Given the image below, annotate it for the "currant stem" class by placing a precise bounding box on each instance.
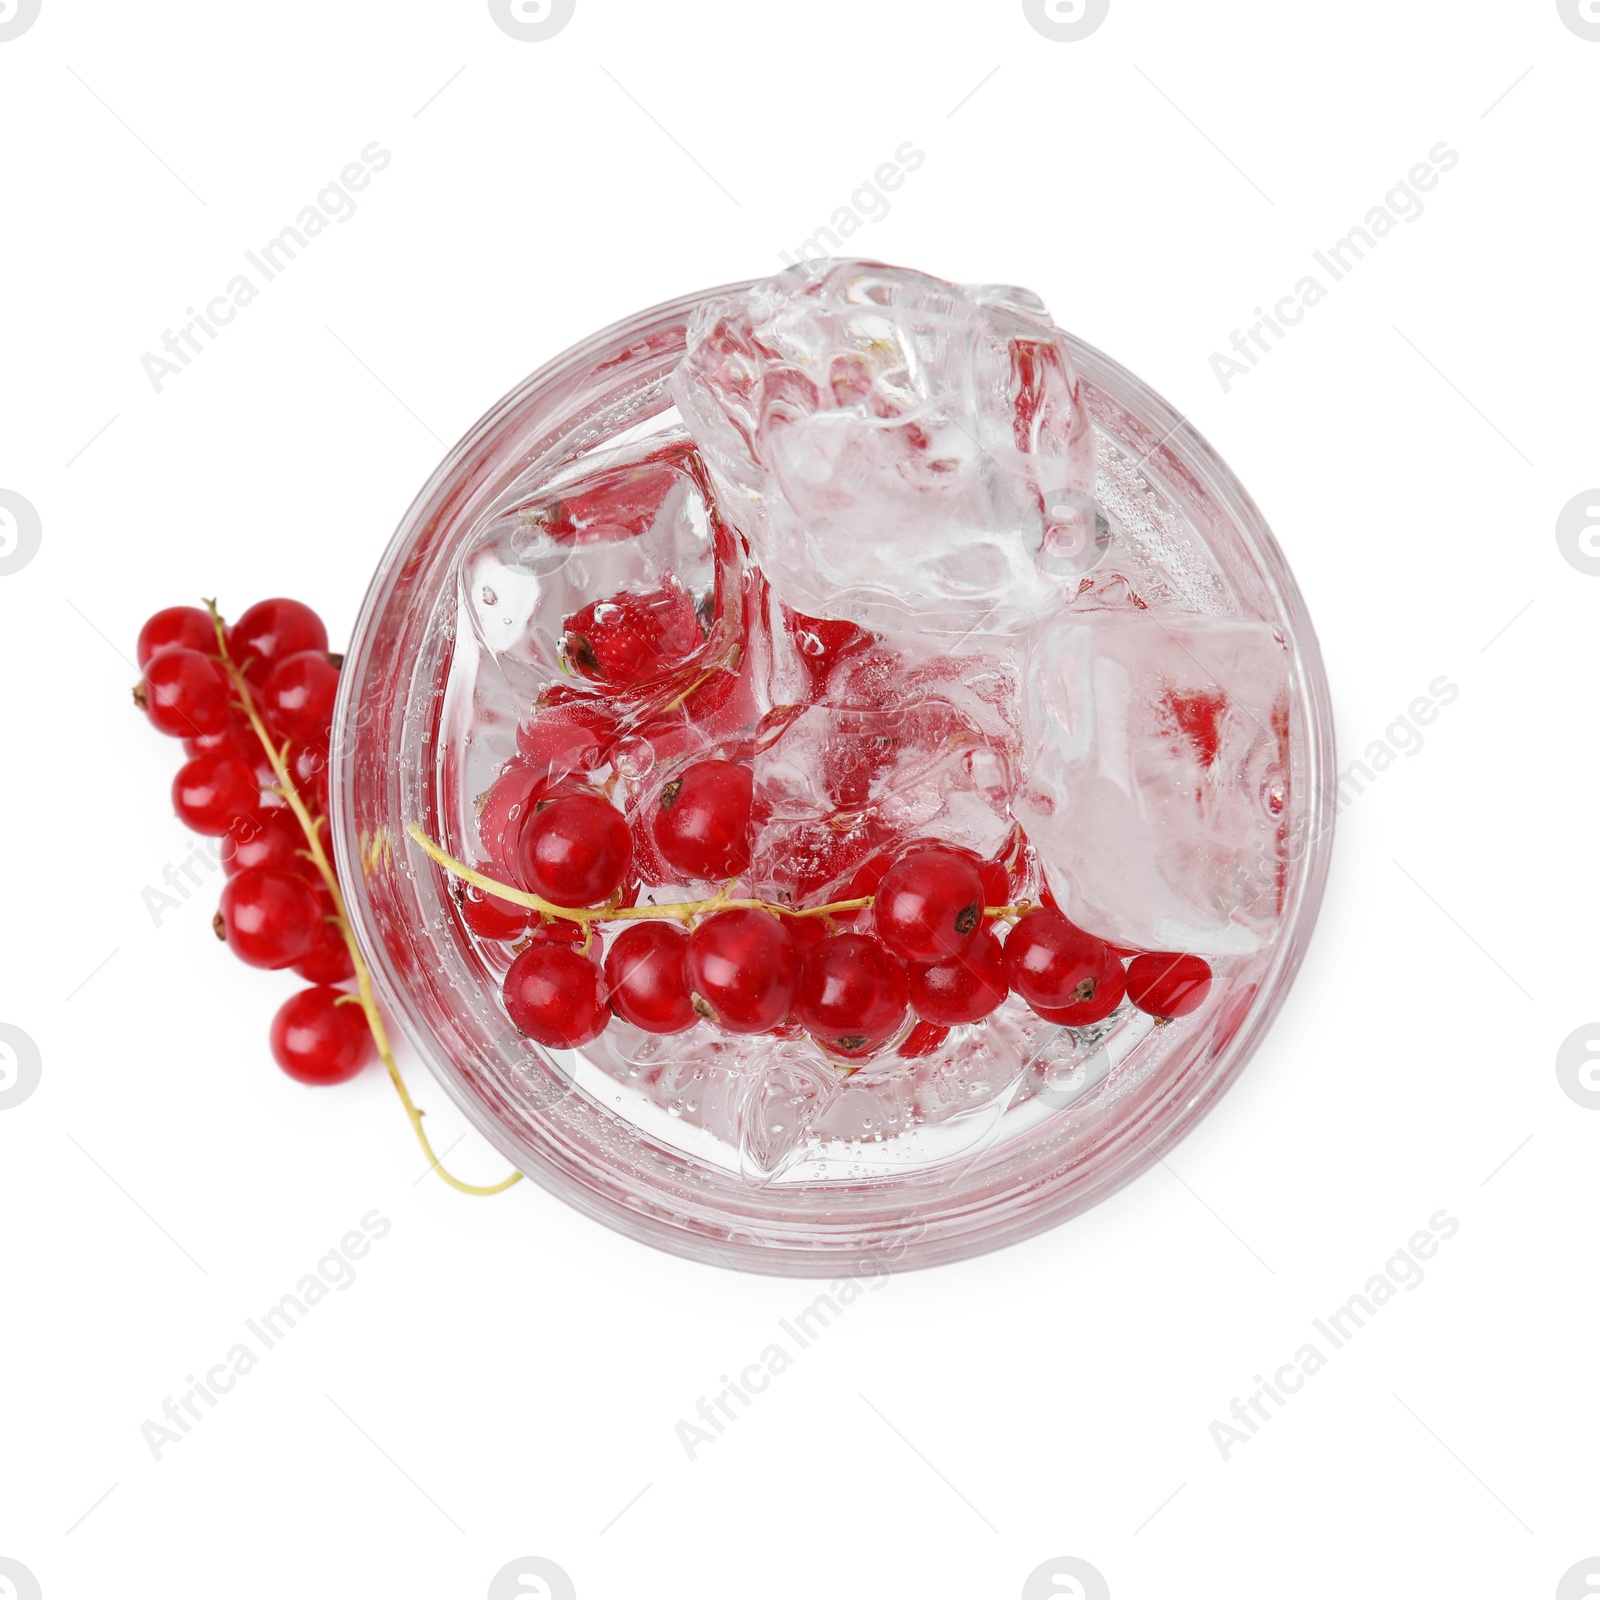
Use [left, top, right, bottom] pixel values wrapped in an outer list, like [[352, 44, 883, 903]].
[[405, 821, 1033, 929], [204, 601, 522, 1199]]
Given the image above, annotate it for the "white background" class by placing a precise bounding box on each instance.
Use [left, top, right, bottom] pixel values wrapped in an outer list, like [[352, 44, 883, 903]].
[[2, 2, 1596, 1596]]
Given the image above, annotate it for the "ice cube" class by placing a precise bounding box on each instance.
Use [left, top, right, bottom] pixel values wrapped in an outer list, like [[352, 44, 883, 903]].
[[671, 259, 1098, 636], [457, 440, 730, 700], [1014, 613, 1291, 955]]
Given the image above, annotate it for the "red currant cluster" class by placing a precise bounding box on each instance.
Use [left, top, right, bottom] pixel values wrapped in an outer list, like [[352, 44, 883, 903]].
[[134, 598, 375, 1087], [430, 738, 1214, 1057]]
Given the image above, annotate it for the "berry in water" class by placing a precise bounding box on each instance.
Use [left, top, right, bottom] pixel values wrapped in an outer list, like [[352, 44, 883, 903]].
[[218, 866, 323, 969], [907, 926, 1009, 1026], [794, 932, 909, 1054], [562, 584, 702, 685], [686, 909, 800, 1034], [503, 943, 609, 1047], [140, 648, 231, 738], [517, 697, 620, 781], [1032, 951, 1126, 1026], [269, 985, 374, 1085], [171, 752, 266, 837], [897, 1018, 950, 1058], [261, 650, 340, 745], [605, 921, 696, 1033], [654, 759, 755, 881], [1126, 953, 1213, 1020], [230, 598, 328, 685], [1002, 909, 1115, 1013], [458, 862, 532, 941], [517, 792, 631, 906], [138, 605, 215, 667], [872, 846, 985, 964]]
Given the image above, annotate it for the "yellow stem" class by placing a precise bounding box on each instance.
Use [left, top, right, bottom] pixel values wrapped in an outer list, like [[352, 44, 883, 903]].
[[205, 602, 521, 1198], [405, 821, 1028, 929]]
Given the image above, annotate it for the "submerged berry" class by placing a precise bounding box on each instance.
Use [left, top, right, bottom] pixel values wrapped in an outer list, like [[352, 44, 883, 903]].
[[1126, 953, 1213, 1019], [503, 943, 609, 1048], [686, 909, 800, 1034], [605, 922, 696, 1034], [908, 926, 1008, 1026], [517, 793, 631, 906], [872, 846, 985, 964], [795, 932, 909, 1054], [654, 759, 755, 881], [562, 584, 702, 685]]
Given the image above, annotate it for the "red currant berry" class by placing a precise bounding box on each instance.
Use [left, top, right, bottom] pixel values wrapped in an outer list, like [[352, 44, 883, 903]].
[[292, 914, 355, 985], [222, 810, 316, 879], [517, 699, 619, 780], [605, 922, 696, 1033], [1002, 909, 1114, 1014], [184, 713, 267, 775], [517, 793, 631, 906], [686, 909, 800, 1034], [171, 752, 266, 837], [562, 584, 701, 685], [897, 1018, 950, 1058], [872, 846, 985, 964], [140, 648, 231, 738], [458, 862, 531, 941], [907, 925, 1009, 1026], [795, 932, 909, 1054], [1126, 953, 1213, 1020], [654, 759, 755, 881], [269, 985, 374, 1085], [285, 741, 331, 815], [218, 866, 323, 969], [261, 650, 340, 745], [230, 598, 328, 685], [527, 916, 587, 946], [503, 943, 609, 1048], [138, 605, 215, 667], [1032, 952, 1126, 1027]]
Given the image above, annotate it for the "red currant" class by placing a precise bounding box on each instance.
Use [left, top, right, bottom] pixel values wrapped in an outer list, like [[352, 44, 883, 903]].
[[292, 912, 355, 985], [140, 648, 232, 738], [562, 584, 702, 685], [897, 1018, 950, 1058], [138, 605, 215, 667], [907, 925, 1009, 1026], [230, 598, 328, 685], [1002, 909, 1115, 1015], [1126, 953, 1213, 1020], [686, 909, 800, 1034], [185, 713, 268, 775], [458, 862, 531, 941], [517, 793, 631, 906], [171, 752, 266, 837], [261, 650, 339, 745], [795, 932, 909, 1054], [517, 698, 619, 780], [605, 921, 696, 1033], [269, 985, 373, 1085], [218, 866, 323, 969], [1033, 952, 1126, 1026], [503, 943, 609, 1047], [285, 741, 331, 816], [872, 846, 985, 964], [222, 810, 316, 879], [654, 759, 755, 881]]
